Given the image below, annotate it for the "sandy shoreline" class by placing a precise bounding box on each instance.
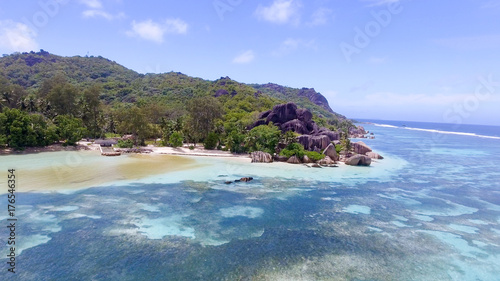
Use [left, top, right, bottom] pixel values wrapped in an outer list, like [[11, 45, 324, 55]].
[[0, 142, 251, 159]]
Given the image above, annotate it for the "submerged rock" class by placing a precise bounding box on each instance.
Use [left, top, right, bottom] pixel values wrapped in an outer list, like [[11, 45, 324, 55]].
[[250, 151, 273, 163], [345, 154, 372, 166], [239, 177, 254, 182]]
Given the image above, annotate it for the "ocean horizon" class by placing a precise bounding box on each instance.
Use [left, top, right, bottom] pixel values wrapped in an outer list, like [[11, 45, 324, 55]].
[[1, 120, 500, 280]]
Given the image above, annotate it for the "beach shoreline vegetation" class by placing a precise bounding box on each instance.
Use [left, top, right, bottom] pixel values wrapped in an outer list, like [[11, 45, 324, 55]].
[[0, 51, 381, 165]]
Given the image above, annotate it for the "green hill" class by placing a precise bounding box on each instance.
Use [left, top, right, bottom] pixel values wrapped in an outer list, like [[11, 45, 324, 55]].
[[0, 50, 354, 150]]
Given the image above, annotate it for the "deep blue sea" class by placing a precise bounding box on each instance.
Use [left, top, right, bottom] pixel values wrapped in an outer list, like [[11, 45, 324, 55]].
[[1, 120, 500, 280]]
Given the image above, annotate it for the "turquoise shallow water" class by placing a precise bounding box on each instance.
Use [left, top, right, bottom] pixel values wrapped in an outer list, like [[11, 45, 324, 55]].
[[1, 121, 500, 280]]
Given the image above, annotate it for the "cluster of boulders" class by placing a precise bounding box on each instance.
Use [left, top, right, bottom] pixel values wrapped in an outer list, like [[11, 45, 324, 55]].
[[250, 140, 383, 167], [249, 103, 383, 167], [251, 103, 340, 151]]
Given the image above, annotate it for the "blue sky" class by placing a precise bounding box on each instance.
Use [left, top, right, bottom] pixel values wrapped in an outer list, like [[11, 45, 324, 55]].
[[0, 0, 499, 125]]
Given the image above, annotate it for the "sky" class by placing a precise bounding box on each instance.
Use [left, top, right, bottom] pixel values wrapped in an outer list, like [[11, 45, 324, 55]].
[[0, 0, 499, 126]]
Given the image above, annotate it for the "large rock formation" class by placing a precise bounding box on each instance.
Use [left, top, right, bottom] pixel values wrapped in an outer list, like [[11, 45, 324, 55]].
[[250, 151, 273, 163], [287, 155, 301, 164], [253, 83, 341, 115], [349, 126, 368, 138], [318, 156, 335, 165], [323, 143, 339, 161], [366, 152, 384, 159], [345, 155, 372, 166], [297, 135, 331, 151], [252, 103, 340, 151], [302, 155, 313, 163], [352, 141, 372, 155]]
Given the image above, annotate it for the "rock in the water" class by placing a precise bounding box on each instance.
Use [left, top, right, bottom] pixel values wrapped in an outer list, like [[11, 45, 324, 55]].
[[323, 143, 339, 161], [345, 154, 372, 166], [287, 155, 301, 164], [250, 151, 273, 163], [318, 156, 334, 165], [366, 152, 384, 159], [224, 181, 233, 184], [352, 141, 372, 155], [240, 177, 254, 182], [311, 163, 322, 168], [302, 155, 313, 163]]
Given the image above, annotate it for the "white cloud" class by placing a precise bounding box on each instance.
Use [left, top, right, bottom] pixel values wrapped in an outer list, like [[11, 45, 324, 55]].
[[127, 20, 164, 43], [80, 0, 103, 9], [164, 19, 188, 34], [307, 8, 333, 27], [255, 0, 301, 25], [83, 10, 125, 20], [0, 20, 38, 53], [232, 50, 255, 64], [273, 38, 317, 56], [126, 19, 188, 43]]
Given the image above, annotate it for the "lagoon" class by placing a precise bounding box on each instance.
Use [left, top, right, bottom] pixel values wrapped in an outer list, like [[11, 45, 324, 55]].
[[1, 121, 500, 280]]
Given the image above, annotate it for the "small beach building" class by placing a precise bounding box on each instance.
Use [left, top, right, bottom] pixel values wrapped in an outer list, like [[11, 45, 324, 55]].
[[95, 139, 118, 147]]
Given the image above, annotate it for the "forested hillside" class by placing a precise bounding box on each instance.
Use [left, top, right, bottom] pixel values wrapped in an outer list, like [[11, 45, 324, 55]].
[[0, 50, 353, 151]]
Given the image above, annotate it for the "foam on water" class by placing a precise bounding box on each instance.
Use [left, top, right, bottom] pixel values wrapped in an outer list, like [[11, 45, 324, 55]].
[[404, 126, 500, 140], [52, 206, 80, 212], [138, 203, 161, 213], [64, 213, 101, 220]]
